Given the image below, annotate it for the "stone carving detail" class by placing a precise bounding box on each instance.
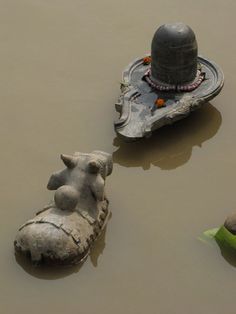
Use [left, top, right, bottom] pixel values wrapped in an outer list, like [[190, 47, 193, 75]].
[[114, 23, 224, 141], [14, 151, 113, 265]]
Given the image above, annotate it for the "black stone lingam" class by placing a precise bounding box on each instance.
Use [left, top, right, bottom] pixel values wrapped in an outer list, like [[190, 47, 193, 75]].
[[150, 23, 198, 85], [114, 22, 224, 141]]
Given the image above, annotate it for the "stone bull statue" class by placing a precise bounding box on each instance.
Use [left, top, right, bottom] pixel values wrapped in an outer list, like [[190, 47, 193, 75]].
[[14, 151, 113, 266]]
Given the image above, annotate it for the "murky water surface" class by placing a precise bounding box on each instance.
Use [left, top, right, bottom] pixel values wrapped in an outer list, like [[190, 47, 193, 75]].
[[0, 0, 235, 313]]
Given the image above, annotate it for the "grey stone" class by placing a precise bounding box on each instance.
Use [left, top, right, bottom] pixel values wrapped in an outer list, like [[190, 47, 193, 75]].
[[114, 23, 224, 141], [14, 151, 113, 266], [151, 23, 198, 85]]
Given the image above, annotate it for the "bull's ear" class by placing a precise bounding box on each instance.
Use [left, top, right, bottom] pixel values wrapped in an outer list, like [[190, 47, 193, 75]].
[[61, 154, 77, 169], [47, 172, 64, 190], [88, 159, 100, 174]]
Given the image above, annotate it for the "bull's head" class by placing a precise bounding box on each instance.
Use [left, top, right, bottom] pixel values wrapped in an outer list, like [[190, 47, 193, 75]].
[[47, 151, 113, 211]]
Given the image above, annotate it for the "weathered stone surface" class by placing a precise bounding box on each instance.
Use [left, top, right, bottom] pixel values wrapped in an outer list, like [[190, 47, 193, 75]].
[[151, 23, 198, 85], [114, 23, 224, 141], [14, 151, 113, 266]]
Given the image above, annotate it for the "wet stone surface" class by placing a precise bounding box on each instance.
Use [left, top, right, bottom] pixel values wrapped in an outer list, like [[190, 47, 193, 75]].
[[14, 151, 113, 265]]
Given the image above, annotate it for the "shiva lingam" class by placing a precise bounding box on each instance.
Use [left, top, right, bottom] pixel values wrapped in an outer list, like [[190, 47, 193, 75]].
[[114, 22, 224, 141], [14, 151, 113, 266]]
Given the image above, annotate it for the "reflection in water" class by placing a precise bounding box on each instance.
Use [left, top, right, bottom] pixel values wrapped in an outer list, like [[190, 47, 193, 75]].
[[15, 226, 108, 280], [90, 228, 107, 267], [113, 104, 222, 170]]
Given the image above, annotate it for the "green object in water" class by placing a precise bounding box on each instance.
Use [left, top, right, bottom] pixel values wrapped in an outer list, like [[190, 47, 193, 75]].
[[201, 226, 236, 249], [215, 226, 236, 250], [198, 227, 219, 245], [203, 228, 219, 239], [200, 226, 236, 265]]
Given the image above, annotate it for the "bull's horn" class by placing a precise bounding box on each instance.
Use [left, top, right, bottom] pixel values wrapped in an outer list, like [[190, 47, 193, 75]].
[[88, 160, 100, 173], [61, 154, 77, 169]]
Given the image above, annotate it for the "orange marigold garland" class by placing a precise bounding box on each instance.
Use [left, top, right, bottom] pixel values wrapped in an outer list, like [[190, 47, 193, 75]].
[[143, 56, 152, 65], [155, 98, 165, 108]]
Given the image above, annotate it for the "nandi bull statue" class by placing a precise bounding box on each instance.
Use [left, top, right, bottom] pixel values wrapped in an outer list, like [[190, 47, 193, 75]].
[[14, 151, 113, 266]]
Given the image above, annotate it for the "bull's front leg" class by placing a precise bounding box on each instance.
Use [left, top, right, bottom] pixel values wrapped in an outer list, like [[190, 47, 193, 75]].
[[90, 175, 105, 202]]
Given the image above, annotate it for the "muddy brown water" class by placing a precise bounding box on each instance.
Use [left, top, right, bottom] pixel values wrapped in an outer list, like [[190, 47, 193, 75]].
[[0, 0, 235, 313]]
